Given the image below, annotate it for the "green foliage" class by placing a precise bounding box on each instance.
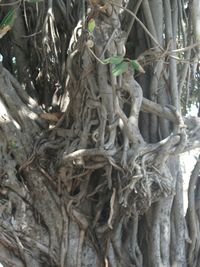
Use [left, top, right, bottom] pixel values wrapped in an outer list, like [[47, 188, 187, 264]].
[[88, 19, 96, 33], [103, 56, 124, 65], [112, 62, 128, 76], [103, 56, 145, 76], [9, 140, 17, 150], [103, 56, 127, 76], [0, 9, 15, 28], [130, 60, 145, 73], [0, 9, 16, 38]]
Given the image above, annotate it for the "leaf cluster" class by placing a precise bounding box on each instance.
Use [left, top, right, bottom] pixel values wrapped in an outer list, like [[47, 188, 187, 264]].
[[103, 56, 145, 76]]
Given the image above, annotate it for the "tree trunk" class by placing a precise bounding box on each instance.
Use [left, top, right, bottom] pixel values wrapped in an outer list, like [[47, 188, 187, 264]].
[[0, 0, 200, 266]]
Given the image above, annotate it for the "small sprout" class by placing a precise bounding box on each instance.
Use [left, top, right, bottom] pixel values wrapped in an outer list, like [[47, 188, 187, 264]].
[[130, 59, 145, 73], [88, 19, 96, 33]]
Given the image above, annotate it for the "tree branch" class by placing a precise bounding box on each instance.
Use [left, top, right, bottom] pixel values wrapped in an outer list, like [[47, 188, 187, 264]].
[[141, 97, 177, 123]]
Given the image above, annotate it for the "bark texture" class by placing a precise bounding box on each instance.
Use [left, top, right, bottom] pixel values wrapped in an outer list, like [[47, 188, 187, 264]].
[[0, 0, 200, 266]]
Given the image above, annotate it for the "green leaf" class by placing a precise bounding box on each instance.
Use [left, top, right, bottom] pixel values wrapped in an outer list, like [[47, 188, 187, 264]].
[[109, 56, 124, 65], [112, 62, 128, 76], [130, 60, 145, 73], [9, 140, 17, 150], [0, 9, 15, 28], [103, 56, 124, 65], [88, 19, 96, 33]]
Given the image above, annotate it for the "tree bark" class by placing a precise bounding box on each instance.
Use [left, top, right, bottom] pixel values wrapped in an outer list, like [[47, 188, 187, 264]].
[[0, 0, 200, 266]]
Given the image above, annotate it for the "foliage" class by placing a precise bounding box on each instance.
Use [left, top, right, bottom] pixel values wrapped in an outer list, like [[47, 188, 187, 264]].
[[0, 9, 15, 38]]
